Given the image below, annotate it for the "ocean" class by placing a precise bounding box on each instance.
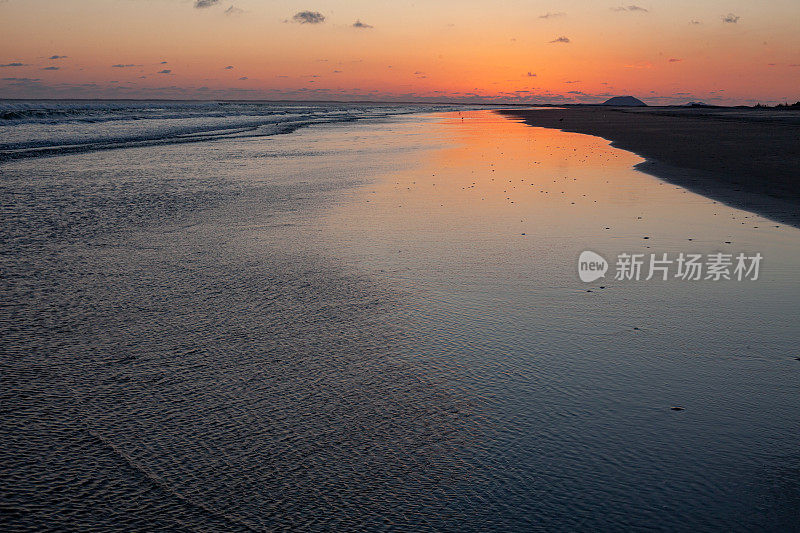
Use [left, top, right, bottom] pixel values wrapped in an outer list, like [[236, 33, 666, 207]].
[[1, 102, 798, 531]]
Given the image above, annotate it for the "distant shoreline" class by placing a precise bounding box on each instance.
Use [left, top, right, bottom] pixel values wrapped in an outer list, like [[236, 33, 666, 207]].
[[0, 98, 548, 106], [499, 107, 800, 229], [2, 97, 796, 109]]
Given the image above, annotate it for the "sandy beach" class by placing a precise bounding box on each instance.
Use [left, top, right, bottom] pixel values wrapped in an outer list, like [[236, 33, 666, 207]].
[[3, 0, 798, 528], [2, 105, 800, 531], [500, 107, 800, 228]]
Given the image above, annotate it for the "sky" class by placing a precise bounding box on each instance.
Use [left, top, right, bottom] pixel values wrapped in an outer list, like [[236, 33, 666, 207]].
[[1, 0, 798, 105]]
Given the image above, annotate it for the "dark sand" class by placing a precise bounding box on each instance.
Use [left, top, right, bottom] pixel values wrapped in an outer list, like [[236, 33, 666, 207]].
[[499, 107, 800, 228]]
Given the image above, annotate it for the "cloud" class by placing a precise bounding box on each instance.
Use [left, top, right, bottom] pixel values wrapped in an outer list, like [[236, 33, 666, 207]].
[[722, 13, 739, 23], [239, 76, 248, 80], [353, 20, 372, 29], [160, 61, 168, 64], [564, 80, 580, 83], [41, 66, 60, 71], [112, 64, 138, 68], [194, 0, 219, 8], [332, 69, 342, 73], [158, 69, 172, 74], [613, 5, 648, 12], [668, 58, 682, 62], [526, 72, 536, 77], [49, 55, 68, 60], [549, 36, 570, 43], [539, 12, 565, 19], [690, 20, 702, 25], [223, 65, 234, 70], [0, 62, 27, 67], [224, 5, 243, 15], [293, 11, 325, 24]]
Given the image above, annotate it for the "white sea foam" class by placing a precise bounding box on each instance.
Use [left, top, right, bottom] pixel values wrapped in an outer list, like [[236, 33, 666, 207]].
[[0, 100, 464, 160]]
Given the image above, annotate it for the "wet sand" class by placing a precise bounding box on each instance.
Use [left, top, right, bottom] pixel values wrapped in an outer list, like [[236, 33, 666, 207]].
[[3, 109, 800, 530], [499, 107, 800, 228]]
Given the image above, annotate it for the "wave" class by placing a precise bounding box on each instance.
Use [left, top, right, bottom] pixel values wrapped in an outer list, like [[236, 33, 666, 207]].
[[0, 100, 463, 161], [0, 100, 357, 124]]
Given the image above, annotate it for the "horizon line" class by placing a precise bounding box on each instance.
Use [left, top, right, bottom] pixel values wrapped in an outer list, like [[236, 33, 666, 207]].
[[1, 97, 785, 109]]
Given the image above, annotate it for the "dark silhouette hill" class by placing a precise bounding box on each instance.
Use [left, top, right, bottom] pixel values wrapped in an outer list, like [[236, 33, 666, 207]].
[[602, 96, 647, 106]]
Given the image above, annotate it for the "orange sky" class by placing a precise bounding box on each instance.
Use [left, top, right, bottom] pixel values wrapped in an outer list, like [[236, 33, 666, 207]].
[[1, 0, 798, 104]]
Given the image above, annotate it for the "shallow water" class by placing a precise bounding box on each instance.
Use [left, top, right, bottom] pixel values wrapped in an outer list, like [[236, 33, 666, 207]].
[[1, 109, 798, 531]]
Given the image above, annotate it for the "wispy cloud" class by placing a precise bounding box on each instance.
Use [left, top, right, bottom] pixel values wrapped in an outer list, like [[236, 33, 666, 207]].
[[223, 65, 234, 70], [526, 72, 537, 77], [224, 5, 243, 16], [41, 66, 60, 71], [613, 5, 648, 12], [158, 69, 172, 74], [0, 62, 27, 67], [194, 0, 219, 8], [668, 58, 682, 62], [353, 20, 373, 29], [293, 11, 325, 24], [49, 55, 68, 60], [690, 20, 702, 25], [539, 12, 565, 19], [722, 13, 740, 23], [239, 76, 248, 80], [112, 64, 139, 68], [549, 36, 570, 44]]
